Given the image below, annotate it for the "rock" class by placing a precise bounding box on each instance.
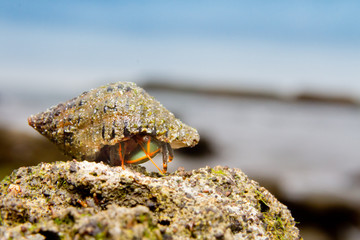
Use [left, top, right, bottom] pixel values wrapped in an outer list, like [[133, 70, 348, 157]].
[[0, 161, 302, 239]]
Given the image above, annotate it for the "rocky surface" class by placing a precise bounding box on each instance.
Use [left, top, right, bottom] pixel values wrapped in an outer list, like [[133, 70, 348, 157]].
[[0, 161, 301, 240]]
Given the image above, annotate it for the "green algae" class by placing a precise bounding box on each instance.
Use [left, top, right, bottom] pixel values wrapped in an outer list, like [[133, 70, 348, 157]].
[[1, 175, 10, 183], [211, 168, 227, 176], [53, 215, 74, 226]]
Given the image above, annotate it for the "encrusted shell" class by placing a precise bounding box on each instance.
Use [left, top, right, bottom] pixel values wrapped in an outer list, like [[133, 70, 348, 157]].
[[28, 82, 199, 161]]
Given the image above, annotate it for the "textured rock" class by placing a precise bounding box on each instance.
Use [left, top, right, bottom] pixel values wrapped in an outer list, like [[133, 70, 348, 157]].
[[0, 161, 302, 239]]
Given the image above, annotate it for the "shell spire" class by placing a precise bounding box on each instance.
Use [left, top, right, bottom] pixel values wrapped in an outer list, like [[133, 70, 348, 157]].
[[28, 82, 199, 164]]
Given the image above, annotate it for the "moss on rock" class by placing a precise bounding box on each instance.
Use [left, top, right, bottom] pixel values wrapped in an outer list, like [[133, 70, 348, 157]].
[[0, 161, 301, 239]]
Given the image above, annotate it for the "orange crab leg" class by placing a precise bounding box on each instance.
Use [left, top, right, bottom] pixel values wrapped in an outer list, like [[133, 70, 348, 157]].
[[161, 143, 174, 173], [168, 152, 173, 163], [119, 142, 125, 170]]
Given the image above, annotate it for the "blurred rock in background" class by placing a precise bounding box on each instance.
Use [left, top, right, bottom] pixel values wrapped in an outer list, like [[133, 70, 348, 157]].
[[0, 128, 70, 179]]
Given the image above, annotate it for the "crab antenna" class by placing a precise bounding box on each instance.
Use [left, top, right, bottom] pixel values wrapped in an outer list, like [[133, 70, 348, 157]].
[[118, 142, 125, 170]]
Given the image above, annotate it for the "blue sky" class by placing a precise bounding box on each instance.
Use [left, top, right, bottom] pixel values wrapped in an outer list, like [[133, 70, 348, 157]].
[[1, 1, 359, 44], [1, 1, 360, 96]]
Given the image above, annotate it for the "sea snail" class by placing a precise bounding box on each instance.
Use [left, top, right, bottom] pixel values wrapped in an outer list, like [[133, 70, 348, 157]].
[[28, 82, 200, 173]]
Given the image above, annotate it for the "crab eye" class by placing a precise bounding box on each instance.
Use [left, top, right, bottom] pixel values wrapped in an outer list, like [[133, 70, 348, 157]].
[[126, 137, 161, 164]]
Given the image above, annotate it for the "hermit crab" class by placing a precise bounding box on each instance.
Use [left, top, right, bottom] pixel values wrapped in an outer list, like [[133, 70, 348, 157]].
[[28, 82, 199, 173]]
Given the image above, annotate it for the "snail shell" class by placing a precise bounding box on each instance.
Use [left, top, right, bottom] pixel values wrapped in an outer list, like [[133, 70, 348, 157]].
[[28, 82, 199, 163]]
